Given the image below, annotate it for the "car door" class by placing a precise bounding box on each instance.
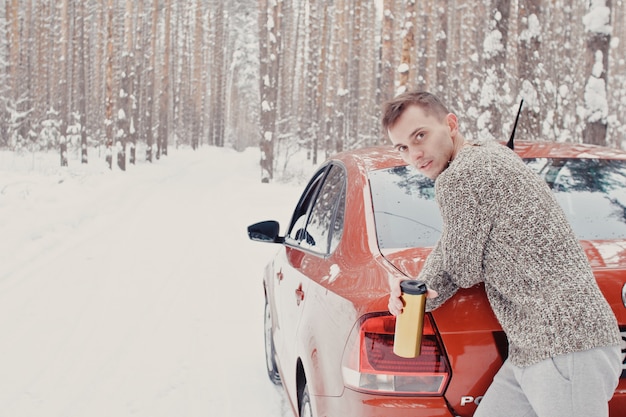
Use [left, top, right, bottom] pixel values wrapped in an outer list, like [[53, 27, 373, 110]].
[[272, 163, 346, 393]]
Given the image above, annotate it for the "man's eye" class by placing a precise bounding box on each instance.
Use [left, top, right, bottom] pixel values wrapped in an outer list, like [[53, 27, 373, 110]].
[[397, 145, 408, 152]]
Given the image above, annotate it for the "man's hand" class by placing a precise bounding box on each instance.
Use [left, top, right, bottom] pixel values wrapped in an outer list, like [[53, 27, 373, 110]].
[[387, 277, 439, 316]]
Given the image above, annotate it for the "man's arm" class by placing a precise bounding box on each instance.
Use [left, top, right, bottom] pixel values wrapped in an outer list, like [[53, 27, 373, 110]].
[[388, 239, 459, 315], [436, 155, 494, 289], [388, 147, 497, 314]]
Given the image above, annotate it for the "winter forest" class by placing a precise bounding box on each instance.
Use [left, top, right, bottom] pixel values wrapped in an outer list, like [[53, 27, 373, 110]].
[[0, 1, 625, 182]]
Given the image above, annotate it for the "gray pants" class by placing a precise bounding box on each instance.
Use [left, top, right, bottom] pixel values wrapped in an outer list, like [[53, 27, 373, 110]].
[[474, 345, 622, 417]]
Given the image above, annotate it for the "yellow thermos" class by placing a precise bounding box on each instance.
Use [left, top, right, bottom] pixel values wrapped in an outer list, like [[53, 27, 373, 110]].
[[393, 280, 427, 358]]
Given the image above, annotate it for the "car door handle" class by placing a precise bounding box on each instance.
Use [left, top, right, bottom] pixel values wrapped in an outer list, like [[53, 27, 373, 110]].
[[295, 284, 304, 306]]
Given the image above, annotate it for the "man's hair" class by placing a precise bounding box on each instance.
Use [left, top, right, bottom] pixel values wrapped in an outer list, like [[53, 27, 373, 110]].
[[381, 91, 450, 134]]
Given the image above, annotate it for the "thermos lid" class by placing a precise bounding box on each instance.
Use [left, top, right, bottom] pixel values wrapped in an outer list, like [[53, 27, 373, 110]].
[[400, 280, 427, 295]]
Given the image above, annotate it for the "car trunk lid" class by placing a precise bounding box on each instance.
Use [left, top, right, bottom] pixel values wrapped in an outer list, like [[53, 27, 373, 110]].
[[381, 244, 626, 416]]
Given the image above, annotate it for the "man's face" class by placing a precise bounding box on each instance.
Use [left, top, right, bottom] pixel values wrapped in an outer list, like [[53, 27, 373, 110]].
[[387, 105, 457, 180]]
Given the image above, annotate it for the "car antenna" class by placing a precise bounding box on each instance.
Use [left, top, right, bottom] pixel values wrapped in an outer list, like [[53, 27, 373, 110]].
[[506, 99, 524, 150]]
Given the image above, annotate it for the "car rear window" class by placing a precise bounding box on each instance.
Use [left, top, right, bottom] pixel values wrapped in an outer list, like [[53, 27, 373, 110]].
[[370, 158, 626, 249]]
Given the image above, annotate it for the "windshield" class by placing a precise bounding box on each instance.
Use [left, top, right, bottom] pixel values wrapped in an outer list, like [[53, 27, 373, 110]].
[[370, 158, 626, 249]]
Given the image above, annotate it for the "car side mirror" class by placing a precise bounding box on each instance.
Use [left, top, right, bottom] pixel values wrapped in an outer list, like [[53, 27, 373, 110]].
[[247, 220, 284, 244]]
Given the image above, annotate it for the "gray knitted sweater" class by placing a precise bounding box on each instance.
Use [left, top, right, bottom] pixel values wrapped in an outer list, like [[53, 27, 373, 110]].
[[421, 141, 621, 367]]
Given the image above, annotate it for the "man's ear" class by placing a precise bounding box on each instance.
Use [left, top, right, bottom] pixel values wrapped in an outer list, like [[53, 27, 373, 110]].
[[446, 113, 458, 137]]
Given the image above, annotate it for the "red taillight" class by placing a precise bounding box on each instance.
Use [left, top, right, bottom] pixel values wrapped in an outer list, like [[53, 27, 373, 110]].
[[342, 313, 450, 395]]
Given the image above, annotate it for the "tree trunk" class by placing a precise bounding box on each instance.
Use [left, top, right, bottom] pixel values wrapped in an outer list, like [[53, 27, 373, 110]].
[[116, 0, 134, 171], [78, 0, 88, 164], [346, 0, 362, 147], [132, 0, 145, 164], [126, 0, 137, 164], [480, 0, 510, 140], [105, 0, 115, 169], [258, 0, 281, 182], [333, 0, 348, 153], [8, 0, 19, 101], [436, 1, 449, 98], [158, 0, 171, 158], [145, 0, 158, 162], [397, 0, 415, 94], [58, 0, 69, 166], [305, 0, 320, 163], [380, 0, 396, 104], [607, 0, 626, 147], [517, 0, 542, 140], [209, 0, 226, 148], [192, 0, 204, 150], [582, 0, 612, 145]]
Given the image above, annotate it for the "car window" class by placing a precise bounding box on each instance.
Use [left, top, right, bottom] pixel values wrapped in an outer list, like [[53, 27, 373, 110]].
[[329, 184, 346, 253], [369, 166, 440, 249], [286, 164, 346, 255], [300, 165, 346, 254], [527, 158, 626, 239], [370, 158, 626, 249], [287, 166, 327, 243]]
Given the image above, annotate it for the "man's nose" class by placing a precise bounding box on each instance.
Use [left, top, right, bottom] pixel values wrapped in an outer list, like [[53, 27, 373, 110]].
[[409, 146, 423, 162]]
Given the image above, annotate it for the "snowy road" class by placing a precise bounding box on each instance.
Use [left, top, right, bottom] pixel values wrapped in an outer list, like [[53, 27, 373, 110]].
[[0, 148, 304, 417]]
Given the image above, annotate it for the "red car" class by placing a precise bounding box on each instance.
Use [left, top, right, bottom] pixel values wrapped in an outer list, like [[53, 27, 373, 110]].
[[248, 141, 626, 417]]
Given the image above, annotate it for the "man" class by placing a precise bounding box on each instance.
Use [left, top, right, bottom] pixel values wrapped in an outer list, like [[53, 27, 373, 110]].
[[383, 91, 622, 417]]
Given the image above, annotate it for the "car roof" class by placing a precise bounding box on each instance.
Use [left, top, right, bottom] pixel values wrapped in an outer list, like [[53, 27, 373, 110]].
[[331, 140, 626, 172]]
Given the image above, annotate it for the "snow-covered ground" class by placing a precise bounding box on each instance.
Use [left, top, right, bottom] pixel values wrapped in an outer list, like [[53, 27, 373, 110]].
[[0, 146, 310, 417]]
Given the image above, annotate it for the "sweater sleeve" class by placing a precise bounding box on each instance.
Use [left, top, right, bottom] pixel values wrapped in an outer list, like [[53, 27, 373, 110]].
[[418, 238, 460, 311], [435, 149, 495, 289]]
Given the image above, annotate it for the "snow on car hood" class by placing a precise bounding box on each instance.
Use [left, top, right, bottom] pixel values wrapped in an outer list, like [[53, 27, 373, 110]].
[[581, 240, 626, 269], [381, 240, 626, 279]]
